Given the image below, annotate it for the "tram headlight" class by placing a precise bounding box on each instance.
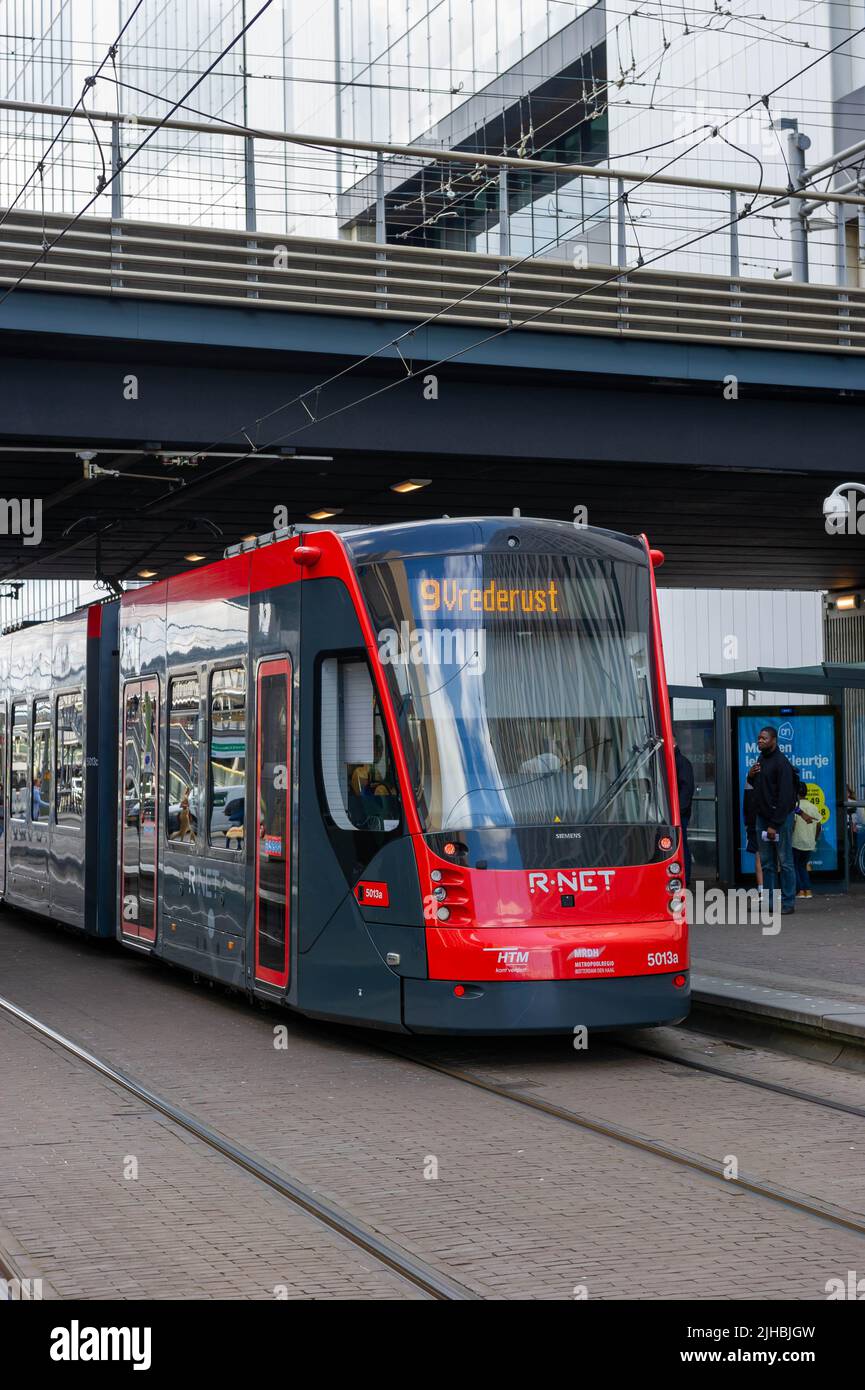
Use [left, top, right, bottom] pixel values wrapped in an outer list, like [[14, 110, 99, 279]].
[[436, 906, 450, 921], [433, 886, 447, 901], [666, 878, 682, 892], [667, 862, 682, 875], [431, 869, 443, 882], [668, 894, 686, 915]]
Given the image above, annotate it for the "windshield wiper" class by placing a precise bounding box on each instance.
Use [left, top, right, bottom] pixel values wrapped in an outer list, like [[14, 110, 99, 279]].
[[582, 734, 664, 824], [440, 734, 614, 831]]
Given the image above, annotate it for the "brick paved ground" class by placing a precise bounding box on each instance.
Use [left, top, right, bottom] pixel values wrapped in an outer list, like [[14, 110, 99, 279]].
[[691, 884, 865, 1000], [1, 911, 864, 1299], [421, 1026, 865, 1219], [0, 1009, 419, 1300]]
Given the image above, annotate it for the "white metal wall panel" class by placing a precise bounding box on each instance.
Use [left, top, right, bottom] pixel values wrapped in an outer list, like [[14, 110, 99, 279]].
[[658, 587, 825, 705]]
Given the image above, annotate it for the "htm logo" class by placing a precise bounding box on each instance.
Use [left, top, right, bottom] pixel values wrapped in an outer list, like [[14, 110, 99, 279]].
[[497, 950, 529, 966]]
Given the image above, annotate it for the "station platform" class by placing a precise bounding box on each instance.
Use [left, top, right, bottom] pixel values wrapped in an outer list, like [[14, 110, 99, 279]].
[[690, 884, 865, 1052]]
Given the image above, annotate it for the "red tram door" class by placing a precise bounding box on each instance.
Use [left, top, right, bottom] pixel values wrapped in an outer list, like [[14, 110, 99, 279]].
[[254, 659, 291, 989], [120, 678, 159, 945]]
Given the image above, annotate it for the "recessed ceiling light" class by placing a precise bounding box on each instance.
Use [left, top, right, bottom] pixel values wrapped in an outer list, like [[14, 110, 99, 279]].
[[835, 594, 858, 611], [184, 553, 206, 563], [390, 478, 432, 493], [137, 569, 158, 579], [307, 507, 343, 521], [241, 533, 257, 542]]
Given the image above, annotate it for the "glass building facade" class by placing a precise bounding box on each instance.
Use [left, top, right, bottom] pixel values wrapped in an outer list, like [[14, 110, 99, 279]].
[[336, 1, 582, 148], [1, 2, 861, 276]]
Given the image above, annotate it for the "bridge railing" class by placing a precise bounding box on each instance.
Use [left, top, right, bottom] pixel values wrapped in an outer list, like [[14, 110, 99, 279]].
[[1, 208, 863, 354]]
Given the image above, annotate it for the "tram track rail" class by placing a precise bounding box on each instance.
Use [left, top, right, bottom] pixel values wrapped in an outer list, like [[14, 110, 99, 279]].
[[370, 1038, 865, 1240], [0, 993, 475, 1303], [610, 1036, 865, 1120]]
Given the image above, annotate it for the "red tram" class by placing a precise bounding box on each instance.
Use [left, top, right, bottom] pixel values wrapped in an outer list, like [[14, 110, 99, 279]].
[[0, 517, 688, 1033]]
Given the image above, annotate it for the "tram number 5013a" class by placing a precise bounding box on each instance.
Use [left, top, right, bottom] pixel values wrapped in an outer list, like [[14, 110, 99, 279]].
[[647, 951, 680, 967]]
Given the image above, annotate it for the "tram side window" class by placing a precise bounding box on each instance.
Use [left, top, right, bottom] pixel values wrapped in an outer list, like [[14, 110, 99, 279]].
[[10, 704, 29, 819], [209, 666, 246, 849], [167, 675, 200, 845], [320, 658, 400, 833], [56, 691, 84, 825], [32, 699, 52, 822]]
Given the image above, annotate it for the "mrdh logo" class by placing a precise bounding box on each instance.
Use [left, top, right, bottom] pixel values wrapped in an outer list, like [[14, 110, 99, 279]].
[[50, 1321, 152, 1370]]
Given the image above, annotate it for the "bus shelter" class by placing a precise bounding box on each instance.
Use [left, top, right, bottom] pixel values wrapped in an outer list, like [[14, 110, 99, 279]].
[[671, 663, 865, 890]]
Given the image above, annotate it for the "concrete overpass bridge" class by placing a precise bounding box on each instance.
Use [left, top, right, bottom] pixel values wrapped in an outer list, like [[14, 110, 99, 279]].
[[0, 208, 863, 590]]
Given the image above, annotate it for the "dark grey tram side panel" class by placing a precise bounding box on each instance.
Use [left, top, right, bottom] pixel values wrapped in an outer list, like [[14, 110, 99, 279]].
[[294, 574, 425, 1030]]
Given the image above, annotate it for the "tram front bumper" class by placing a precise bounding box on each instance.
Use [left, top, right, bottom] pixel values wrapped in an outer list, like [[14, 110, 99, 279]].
[[402, 971, 690, 1035]]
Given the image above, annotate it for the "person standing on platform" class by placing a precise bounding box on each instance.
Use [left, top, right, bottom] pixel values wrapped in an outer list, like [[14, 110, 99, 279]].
[[743, 777, 763, 894], [792, 778, 821, 899], [674, 739, 695, 885], [748, 726, 798, 915]]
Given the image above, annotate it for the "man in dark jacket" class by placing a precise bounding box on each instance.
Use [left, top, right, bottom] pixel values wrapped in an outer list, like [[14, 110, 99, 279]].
[[674, 740, 695, 884], [747, 725, 797, 914]]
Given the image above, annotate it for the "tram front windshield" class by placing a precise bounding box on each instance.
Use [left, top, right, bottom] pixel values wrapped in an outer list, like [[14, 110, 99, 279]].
[[358, 550, 670, 833]]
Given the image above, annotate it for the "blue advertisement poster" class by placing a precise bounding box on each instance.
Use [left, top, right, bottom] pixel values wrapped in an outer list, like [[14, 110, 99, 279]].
[[735, 709, 840, 876]]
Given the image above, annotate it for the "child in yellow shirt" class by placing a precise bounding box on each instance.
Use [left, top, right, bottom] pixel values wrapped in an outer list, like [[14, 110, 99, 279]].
[[792, 780, 821, 899]]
